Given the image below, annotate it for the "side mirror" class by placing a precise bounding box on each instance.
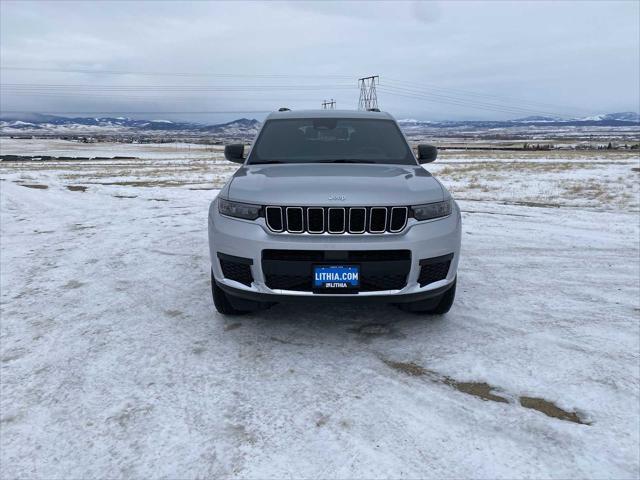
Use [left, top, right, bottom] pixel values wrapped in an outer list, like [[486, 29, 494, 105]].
[[224, 144, 245, 163], [417, 144, 438, 164]]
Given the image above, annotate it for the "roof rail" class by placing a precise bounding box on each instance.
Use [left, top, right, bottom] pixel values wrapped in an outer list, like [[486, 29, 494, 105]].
[[278, 107, 291, 112]]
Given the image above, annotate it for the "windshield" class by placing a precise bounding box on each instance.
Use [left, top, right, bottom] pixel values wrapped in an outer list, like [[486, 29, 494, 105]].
[[247, 118, 416, 165]]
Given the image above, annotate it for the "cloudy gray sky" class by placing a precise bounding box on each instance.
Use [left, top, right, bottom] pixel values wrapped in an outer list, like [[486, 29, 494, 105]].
[[1, 0, 638, 123]]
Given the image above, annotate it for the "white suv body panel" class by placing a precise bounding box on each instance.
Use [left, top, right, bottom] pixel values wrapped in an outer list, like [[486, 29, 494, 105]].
[[208, 110, 461, 302], [208, 198, 461, 298]]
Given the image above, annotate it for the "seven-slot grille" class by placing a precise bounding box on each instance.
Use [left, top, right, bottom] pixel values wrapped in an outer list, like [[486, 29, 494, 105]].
[[265, 206, 408, 234]]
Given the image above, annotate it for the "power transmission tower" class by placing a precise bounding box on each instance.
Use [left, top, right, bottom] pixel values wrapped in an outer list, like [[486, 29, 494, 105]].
[[358, 76, 379, 111], [322, 99, 336, 109]]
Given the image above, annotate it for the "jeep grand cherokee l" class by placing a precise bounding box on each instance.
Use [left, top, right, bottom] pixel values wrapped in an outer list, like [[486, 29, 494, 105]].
[[208, 109, 461, 315]]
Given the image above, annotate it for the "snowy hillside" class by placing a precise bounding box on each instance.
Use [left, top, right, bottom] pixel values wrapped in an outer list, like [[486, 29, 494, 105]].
[[1, 112, 637, 138], [577, 112, 640, 122], [0, 114, 261, 136], [397, 112, 640, 129]]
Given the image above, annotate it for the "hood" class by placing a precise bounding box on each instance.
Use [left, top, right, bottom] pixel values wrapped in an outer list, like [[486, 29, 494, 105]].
[[226, 163, 445, 206]]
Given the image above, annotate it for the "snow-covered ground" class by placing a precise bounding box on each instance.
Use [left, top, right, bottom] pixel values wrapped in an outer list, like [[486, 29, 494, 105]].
[[427, 151, 640, 211], [0, 138, 224, 161], [1, 140, 639, 478]]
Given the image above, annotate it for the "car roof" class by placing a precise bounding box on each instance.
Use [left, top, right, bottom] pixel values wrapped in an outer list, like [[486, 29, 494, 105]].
[[265, 109, 395, 121]]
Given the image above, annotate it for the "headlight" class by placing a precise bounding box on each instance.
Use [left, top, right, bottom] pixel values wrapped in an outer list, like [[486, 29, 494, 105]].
[[218, 198, 261, 220], [412, 199, 452, 221]]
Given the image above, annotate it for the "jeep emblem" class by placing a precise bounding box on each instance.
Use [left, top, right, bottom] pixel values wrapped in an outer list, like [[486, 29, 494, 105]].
[[328, 195, 346, 201]]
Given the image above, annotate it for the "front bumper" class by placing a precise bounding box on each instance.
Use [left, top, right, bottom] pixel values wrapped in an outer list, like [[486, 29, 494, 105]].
[[208, 198, 461, 300]]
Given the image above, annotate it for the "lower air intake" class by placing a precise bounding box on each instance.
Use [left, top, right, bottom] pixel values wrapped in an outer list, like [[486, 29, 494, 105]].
[[218, 253, 253, 287], [418, 254, 453, 287], [262, 249, 411, 292]]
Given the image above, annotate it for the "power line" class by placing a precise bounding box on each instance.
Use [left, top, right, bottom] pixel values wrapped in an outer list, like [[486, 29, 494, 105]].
[[384, 77, 589, 115], [0, 110, 273, 115], [381, 84, 557, 115], [378, 87, 545, 117], [378, 84, 569, 117], [0, 66, 353, 79], [0, 83, 355, 91], [2, 93, 344, 104], [0, 67, 589, 118]]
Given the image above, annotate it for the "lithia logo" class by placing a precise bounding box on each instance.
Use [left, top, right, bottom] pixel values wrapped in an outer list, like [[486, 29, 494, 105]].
[[328, 194, 346, 201]]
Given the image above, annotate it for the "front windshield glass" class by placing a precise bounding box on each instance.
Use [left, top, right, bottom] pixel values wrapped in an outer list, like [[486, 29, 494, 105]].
[[248, 118, 416, 165]]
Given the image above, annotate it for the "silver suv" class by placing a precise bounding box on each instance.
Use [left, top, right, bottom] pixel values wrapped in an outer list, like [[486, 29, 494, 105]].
[[208, 109, 461, 315]]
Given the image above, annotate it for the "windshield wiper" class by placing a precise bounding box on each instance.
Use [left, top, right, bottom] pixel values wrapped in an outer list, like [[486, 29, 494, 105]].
[[248, 160, 284, 165]]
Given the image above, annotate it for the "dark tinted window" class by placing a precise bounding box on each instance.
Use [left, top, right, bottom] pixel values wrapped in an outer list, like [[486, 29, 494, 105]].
[[248, 118, 415, 165]]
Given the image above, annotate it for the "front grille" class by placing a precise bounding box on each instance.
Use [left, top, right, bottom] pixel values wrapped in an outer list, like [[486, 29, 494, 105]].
[[370, 207, 387, 233], [264, 206, 408, 234], [307, 208, 324, 233], [265, 207, 283, 232], [328, 208, 346, 233], [218, 253, 253, 287], [285, 207, 304, 233], [349, 208, 366, 233], [262, 249, 411, 292], [390, 207, 408, 232], [418, 254, 453, 287]]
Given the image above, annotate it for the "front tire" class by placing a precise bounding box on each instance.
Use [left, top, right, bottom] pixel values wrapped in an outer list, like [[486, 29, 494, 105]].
[[397, 278, 456, 315], [430, 279, 456, 314], [211, 271, 249, 315]]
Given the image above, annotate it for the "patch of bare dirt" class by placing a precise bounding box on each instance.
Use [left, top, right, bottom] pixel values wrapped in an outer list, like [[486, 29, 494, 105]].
[[383, 360, 427, 376], [520, 396, 589, 425], [444, 380, 509, 403], [382, 358, 590, 424], [89, 180, 198, 188]]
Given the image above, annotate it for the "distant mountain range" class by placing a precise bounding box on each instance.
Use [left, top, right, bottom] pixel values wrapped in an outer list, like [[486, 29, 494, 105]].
[[514, 112, 640, 123], [0, 111, 638, 136], [397, 112, 640, 129], [0, 113, 261, 136]]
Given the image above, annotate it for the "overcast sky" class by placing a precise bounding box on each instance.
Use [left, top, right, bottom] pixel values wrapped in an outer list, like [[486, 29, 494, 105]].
[[1, 0, 638, 123]]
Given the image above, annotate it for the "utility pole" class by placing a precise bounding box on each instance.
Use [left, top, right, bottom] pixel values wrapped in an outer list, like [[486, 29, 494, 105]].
[[358, 75, 379, 111], [322, 99, 336, 109]]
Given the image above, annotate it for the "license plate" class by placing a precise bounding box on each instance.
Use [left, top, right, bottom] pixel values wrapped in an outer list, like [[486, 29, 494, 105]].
[[313, 265, 360, 289]]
